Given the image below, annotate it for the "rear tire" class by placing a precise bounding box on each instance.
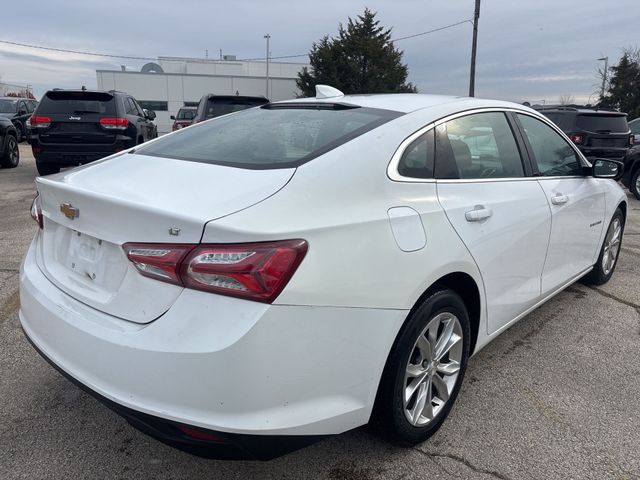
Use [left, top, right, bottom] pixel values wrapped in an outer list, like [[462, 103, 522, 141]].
[[36, 161, 60, 176], [0, 134, 19, 168], [582, 209, 624, 285], [15, 124, 23, 143], [630, 168, 640, 200], [375, 288, 470, 445]]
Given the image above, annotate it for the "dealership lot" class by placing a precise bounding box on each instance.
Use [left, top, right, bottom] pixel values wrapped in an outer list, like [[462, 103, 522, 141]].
[[1, 145, 640, 479]]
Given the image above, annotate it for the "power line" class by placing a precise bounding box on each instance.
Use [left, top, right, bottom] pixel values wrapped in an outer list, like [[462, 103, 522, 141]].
[[0, 19, 471, 64]]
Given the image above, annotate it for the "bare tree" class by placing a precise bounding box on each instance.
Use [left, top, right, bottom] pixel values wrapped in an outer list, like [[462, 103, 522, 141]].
[[558, 94, 575, 105]]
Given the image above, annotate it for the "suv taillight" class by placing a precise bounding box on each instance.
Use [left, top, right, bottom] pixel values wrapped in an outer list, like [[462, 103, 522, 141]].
[[123, 240, 308, 303], [30, 116, 51, 128], [630, 135, 635, 146], [30, 194, 43, 229], [99, 117, 129, 130], [569, 134, 584, 145]]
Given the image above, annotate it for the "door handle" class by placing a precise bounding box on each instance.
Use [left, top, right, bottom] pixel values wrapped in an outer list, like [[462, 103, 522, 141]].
[[465, 206, 493, 222], [550, 194, 569, 205]]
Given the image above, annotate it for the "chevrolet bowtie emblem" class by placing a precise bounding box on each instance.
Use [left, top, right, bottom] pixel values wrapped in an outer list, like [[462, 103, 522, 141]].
[[60, 203, 79, 220]]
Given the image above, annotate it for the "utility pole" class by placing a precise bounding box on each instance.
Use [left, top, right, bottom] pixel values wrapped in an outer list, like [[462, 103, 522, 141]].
[[264, 34, 271, 98], [597, 56, 609, 99], [468, 0, 481, 97]]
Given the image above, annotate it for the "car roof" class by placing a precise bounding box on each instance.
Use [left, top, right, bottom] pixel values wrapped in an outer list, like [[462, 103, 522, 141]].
[[277, 93, 535, 115], [179, 106, 197, 110]]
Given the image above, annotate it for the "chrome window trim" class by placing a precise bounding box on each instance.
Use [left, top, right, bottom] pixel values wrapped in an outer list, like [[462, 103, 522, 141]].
[[387, 106, 592, 184]]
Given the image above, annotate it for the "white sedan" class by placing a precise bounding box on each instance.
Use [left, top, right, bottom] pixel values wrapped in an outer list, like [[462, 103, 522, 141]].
[[20, 86, 626, 459]]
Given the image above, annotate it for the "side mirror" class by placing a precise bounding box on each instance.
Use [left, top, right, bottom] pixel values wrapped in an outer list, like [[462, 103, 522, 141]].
[[592, 158, 624, 181], [144, 109, 156, 120], [170, 115, 175, 120]]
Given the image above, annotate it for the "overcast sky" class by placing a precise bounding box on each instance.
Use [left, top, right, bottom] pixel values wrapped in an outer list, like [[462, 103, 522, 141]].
[[1, 0, 637, 103]]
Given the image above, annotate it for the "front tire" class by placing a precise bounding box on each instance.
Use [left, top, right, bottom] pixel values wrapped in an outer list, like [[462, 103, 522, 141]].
[[0, 134, 19, 168], [582, 209, 624, 285], [375, 288, 470, 445], [630, 168, 640, 200]]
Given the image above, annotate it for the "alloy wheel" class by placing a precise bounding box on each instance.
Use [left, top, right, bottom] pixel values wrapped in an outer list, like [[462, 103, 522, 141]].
[[403, 312, 463, 426], [602, 217, 622, 276], [8, 137, 19, 165]]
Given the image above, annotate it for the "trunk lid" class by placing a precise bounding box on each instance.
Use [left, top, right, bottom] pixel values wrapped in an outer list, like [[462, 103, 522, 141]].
[[36, 153, 295, 323]]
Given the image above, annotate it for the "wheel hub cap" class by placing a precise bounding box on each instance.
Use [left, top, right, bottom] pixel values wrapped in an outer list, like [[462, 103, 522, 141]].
[[403, 312, 463, 426], [602, 217, 622, 276]]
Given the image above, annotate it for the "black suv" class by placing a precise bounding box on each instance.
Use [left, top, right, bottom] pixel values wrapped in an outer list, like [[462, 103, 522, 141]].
[[193, 95, 269, 123], [0, 97, 38, 143], [622, 145, 640, 199], [535, 106, 633, 162], [30, 89, 158, 175]]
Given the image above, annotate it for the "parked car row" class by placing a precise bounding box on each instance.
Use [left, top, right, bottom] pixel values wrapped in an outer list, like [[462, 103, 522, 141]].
[[171, 94, 269, 131]]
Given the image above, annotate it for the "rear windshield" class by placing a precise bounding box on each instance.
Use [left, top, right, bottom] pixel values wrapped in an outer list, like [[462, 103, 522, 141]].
[[137, 104, 402, 169], [0, 99, 17, 114], [576, 114, 628, 133], [203, 97, 269, 120], [541, 112, 574, 131], [37, 91, 116, 115], [177, 108, 196, 120]]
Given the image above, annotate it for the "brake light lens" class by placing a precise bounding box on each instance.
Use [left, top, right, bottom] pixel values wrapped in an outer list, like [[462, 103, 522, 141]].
[[569, 134, 584, 145], [30, 194, 43, 229], [99, 117, 129, 130], [123, 244, 193, 285], [30, 115, 51, 128], [123, 240, 308, 303], [630, 135, 635, 146]]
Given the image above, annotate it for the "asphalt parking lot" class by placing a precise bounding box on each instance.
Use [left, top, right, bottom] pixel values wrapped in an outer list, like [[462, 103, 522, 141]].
[[1, 145, 640, 480]]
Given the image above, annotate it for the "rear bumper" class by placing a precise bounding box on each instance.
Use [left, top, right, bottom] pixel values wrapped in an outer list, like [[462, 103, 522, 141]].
[[32, 137, 134, 165], [19, 235, 406, 457]]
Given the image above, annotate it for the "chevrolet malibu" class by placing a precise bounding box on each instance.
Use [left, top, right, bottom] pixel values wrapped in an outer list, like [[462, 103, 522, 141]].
[[20, 86, 627, 460]]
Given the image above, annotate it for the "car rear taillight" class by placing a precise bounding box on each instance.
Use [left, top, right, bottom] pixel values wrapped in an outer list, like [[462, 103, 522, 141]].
[[30, 116, 51, 128], [99, 117, 129, 130], [30, 194, 43, 229], [630, 135, 635, 146], [569, 134, 584, 145], [123, 244, 194, 285], [123, 240, 308, 303]]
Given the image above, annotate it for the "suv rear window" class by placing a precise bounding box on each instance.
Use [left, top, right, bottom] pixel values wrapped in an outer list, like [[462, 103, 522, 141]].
[[541, 112, 574, 131], [37, 91, 116, 115], [0, 99, 17, 114], [576, 114, 628, 133], [137, 104, 402, 169], [203, 97, 268, 120]]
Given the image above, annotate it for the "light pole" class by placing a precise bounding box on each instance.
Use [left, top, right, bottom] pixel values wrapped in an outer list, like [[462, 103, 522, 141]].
[[468, 0, 481, 97], [264, 34, 271, 98], [597, 56, 608, 99]]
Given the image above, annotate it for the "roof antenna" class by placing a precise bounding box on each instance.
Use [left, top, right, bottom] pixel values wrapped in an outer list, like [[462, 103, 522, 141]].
[[81, 85, 87, 91], [315, 85, 344, 99]]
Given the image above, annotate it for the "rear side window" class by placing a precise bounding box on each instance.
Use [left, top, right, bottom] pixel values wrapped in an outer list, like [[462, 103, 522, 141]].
[[435, 112, 525, 179], [204, 97, 268, 120], [517, 114, 583, 177], [576, 114, 628, 133], [137, 104, 402, 169], [398, 130, 434, 178], [37, 91, 116, 115], [0, 99, 17, 113]]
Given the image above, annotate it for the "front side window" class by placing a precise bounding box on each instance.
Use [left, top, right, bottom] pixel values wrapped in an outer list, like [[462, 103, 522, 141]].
[[137, 104, 402, 169], [435, 112, 524, 179], [517, 114, 583, 177]]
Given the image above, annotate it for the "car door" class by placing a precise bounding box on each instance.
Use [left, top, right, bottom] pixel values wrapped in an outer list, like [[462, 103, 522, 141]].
[[124, 97, 145, 143], [514, 113, 606, 295], [132, 99, 153, 140], [435, 111, 552, 335]]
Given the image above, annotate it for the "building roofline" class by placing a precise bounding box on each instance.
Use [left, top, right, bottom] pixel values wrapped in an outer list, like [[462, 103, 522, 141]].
[[95, 70, 299, 81]]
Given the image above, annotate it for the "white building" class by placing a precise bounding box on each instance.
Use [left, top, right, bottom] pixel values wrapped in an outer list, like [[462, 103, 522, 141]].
[[96, 56, 309, 134]]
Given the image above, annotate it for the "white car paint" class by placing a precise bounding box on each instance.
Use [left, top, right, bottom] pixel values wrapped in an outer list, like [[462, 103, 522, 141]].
[[20, 92, 627, 449]]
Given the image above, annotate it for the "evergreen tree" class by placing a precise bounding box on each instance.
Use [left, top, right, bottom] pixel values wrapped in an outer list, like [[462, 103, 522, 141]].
[[601, 49, 640, 118], [297, 9, 416, 97]]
